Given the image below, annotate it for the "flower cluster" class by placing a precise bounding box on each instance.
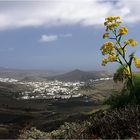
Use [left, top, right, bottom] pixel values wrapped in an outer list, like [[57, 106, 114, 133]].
[[102, 54, 117, 66], [100, 42, 114, 55], [104, 16, 121, 31], [124, 39, 138, 47], [101, 16, 140, 71], [118, 26, 128, 35], [134, 58, 140, 68], [102, 58, 108, 66], [108, 54, 117, 62], [100, 41, 118, 66]]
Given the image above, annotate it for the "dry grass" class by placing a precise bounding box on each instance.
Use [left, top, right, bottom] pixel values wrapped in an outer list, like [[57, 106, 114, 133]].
[[80, 80, 123, 102]]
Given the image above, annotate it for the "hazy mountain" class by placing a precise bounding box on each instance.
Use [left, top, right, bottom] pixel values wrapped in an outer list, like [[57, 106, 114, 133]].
[[47, 69, 112, 82], [0, 67, 65, 80], [0, 67, 112, 82]]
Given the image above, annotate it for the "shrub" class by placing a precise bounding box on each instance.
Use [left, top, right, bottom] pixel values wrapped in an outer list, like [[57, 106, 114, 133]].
[[19, 121, 91, 139], [19, 105, 140, 139], [46, 121, 91, 139], [82, 105, 140, 139], [104, 91, 135, 108], [18, 127, 49, 139], [105, 74, 140, 108]]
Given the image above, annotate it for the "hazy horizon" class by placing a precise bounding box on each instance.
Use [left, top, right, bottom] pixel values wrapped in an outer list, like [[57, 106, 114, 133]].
[[0, 65, 117, 72], [0, 0, 140, 71]]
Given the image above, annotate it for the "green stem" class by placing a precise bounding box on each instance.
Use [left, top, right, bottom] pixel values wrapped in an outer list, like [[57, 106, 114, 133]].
[[111, 29, 139, 101]]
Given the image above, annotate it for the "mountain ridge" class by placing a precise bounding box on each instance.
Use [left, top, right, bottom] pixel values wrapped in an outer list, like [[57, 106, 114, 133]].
[[47, 69, 112, 82], [0, 67, 112, 82]]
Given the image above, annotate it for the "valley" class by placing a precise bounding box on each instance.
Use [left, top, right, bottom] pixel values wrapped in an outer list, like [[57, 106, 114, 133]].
[[0, 68, 122, 138]]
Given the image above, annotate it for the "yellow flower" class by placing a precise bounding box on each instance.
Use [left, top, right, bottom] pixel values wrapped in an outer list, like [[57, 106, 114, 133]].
[[102, 58, 108, 66], [103, 33, 109, 39], [100, 42, 114, 55], [134, 58, 140, 68], [129, 39, 138, 47], [131, 41, 137, 47], [124, 40, 130, 45], [104, 16, 122, 30], [105, 16, 121, 22], [124, 39, 138, 47], [107, 42, 113, 46], [116, 16, 121, 19], [108, 54, 117, 62], [118, 26, 128, 35]]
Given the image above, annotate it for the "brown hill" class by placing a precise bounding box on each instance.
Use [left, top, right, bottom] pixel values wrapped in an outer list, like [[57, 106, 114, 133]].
[[47, 69, 112, 82]]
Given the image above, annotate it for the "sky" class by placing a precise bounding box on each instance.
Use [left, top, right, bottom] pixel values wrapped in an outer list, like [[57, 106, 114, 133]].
[[0, 0, 140, 71]]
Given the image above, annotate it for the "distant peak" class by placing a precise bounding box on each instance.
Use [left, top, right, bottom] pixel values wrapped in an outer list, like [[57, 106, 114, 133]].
[[72, 69, 82, 72]]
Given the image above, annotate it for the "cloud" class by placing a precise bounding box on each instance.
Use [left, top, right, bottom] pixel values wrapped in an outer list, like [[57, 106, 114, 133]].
[[0, 0, 140, 30], [118, 0, 140, 23], [39, 33, 72, 43], [39, 35, 58, 43]]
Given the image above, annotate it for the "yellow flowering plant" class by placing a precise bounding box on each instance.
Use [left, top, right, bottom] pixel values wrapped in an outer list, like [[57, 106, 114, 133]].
[[101, 16, 140, 100]]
